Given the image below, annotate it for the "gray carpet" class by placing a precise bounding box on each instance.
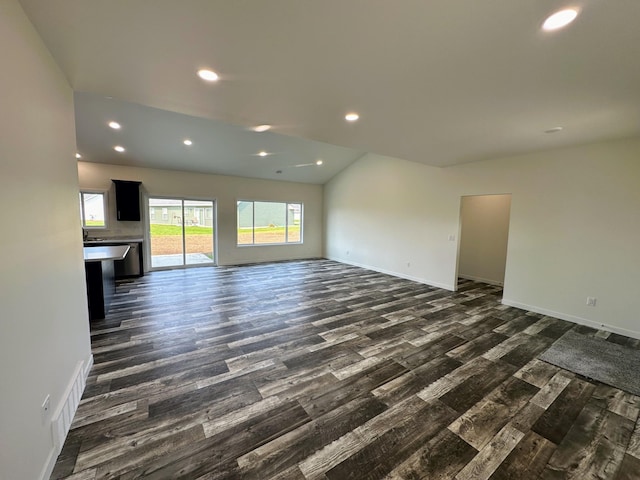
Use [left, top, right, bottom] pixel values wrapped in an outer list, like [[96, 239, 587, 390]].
[[539, 329, 640, 396]]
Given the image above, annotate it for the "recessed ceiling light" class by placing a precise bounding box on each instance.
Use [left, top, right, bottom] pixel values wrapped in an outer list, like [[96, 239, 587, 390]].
[[542, 8, 579, 31], [197, 69, 219, 82], [75, 153, 82, 159], [345, 112, 360, 122], [108, 121, 121, 130], [258, 151, 268, 157], [316, 159, 324, 166], [253, 124, 271, 132], [544, 126, 564, 134], [114, 145, 125, 153], [183, 139, 193, 146]]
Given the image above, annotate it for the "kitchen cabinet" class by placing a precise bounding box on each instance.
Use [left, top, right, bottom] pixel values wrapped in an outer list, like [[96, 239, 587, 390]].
[[84, 245, 129, 320], [112, 179, 142, 221]]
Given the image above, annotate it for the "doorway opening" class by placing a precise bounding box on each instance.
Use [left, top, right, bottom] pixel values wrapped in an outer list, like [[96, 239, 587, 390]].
[[457, 194, 512, 292], [148, 197, 216, 269]]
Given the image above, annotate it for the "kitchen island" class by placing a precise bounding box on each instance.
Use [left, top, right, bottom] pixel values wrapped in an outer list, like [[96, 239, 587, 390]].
[[84, 245, 129, 321], [83, 237, 144, 278]]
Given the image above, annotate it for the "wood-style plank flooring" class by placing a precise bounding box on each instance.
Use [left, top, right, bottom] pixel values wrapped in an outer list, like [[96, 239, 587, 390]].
[[51, 259, 640, 479]]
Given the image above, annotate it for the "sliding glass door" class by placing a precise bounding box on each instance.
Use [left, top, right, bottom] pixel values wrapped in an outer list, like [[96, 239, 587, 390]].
[[148, 197, 215, 269]]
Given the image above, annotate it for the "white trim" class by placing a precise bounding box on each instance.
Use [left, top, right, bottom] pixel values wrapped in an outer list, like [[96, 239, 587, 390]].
[[39, 446, 57, 480], [458, 274, 504, 286], [39, 354, 93, 480], [501, 299, 640, 340], [327, 256, 455, 291], [84, 354, 94, 379]]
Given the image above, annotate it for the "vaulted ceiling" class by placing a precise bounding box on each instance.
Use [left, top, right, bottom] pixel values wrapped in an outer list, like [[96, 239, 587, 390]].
[[19, 0, 640, 183]]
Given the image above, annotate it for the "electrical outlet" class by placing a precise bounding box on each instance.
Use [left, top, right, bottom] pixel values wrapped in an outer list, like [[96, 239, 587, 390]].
[[407, 262, 410, 267], [586, 297, 597, 307], [346, 250, 350, 256], [42, 395, 51, 423], [448, 234, 456, 241]]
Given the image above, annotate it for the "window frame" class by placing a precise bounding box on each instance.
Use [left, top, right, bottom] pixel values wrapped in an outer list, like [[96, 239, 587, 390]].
[[79, 190, 108, 229], [237, 200, 303, 246]]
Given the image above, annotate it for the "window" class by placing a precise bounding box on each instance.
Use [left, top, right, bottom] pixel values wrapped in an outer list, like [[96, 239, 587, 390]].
[[162, 208, 168, 220], [237, 201, 302, 245], [79, 191, 107, 228], [150, 207, 155, 220]]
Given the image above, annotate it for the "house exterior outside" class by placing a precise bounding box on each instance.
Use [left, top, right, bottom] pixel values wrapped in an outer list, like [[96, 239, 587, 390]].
[[149, 199, 214, 227], [237, 201, 301, 229]]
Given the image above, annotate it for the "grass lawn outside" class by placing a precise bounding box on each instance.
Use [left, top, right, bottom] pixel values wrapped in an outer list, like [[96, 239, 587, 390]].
[[150, 224, 300, 237], [148, 224, 301, 255], [237, 225, 301, 244], [150, 224, 213, 235], [149, 224, 215, 256], [85, 220, 105, 227]]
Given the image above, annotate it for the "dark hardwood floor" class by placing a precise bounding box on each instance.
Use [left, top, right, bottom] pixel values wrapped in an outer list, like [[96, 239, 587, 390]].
[[51, 259, 640, 479]]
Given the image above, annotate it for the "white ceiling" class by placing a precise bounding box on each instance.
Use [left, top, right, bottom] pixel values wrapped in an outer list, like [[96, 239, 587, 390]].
[[19, 0, 640, 183], [74, 92, 365, 184]]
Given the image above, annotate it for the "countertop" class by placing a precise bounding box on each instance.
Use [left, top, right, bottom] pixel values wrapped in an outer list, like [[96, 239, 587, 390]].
[[83, 245, 130, 262], [83, 237, 144, 245]]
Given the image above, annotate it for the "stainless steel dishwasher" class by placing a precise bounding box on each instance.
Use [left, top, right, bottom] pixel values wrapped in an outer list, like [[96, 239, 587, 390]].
[[115, 242, 141, 277]]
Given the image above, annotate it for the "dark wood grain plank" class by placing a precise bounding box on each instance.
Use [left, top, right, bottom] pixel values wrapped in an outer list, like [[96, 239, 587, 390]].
[[446, 332, 509, 363], [297, 359, 408, 418], [325, 399, 458, 480], [613, 454, 640, 480], [388, 428, 478, 480], [439, 359, 517, 413], [449, 376, 539, 449], [489, 431, 556, 480], [372, 355, 462, 406], [541, 401, 634, 480], [532, 377, 596, 444], [238, 396, 387, 478]]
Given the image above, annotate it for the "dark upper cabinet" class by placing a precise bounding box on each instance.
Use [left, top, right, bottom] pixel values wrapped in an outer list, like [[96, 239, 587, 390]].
[[112, 180, 142, 221]]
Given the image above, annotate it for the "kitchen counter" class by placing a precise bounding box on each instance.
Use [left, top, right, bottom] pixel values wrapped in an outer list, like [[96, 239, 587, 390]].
[[83, 245, 130, 321], [83, 245, 130, 262], [83, 237, 144, 245]]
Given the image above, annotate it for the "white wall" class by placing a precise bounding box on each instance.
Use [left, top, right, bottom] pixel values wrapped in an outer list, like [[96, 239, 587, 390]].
[[78, 162, 323, 267], [0, 2, 92, 479], [458, 194, 511, 285], [324, 138, 640, 338], [323, 154, 459, 289]]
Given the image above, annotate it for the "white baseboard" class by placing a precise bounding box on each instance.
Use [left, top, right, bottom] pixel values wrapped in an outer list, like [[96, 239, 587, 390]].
[[327, 256, 455, 291], [39, 446, 58, 480], [39, 354, 93, 480], [501, 299, 640, 340], [83, 354, 94, 379], [458, 274, 503, 286]]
